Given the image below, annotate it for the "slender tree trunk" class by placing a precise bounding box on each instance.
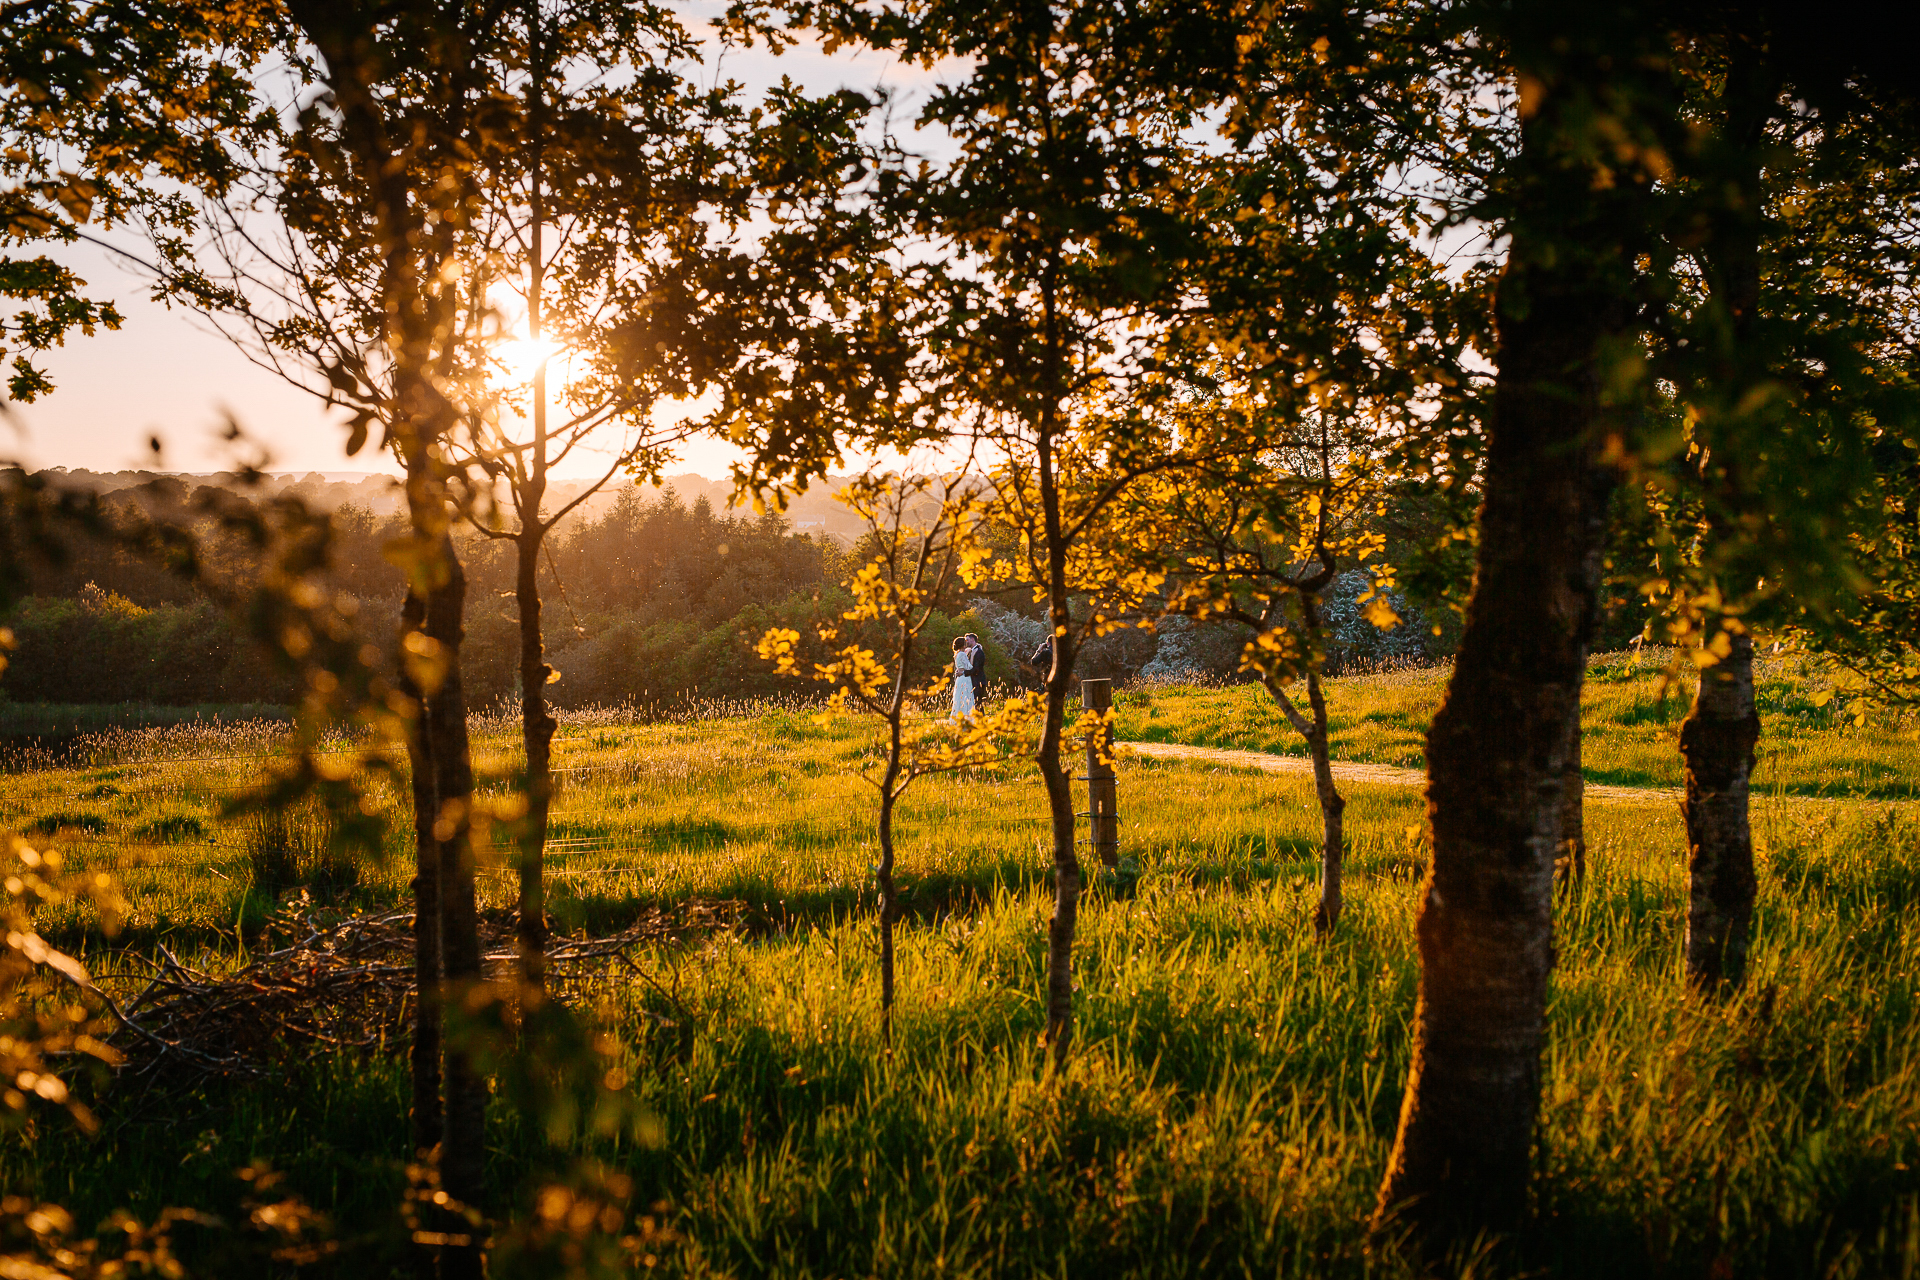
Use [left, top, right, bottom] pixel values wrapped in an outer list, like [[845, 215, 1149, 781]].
[[516, 0, 554, 999], [876, 773, 899, 1048], [1682, 631, 1759, 988], [1373, 112, 1622, 1238], [1298, 594, 1346, 934], [1261, 675, 1344, 935], [400, 586, 444, 1280], [1254, 618, 1346, 934], [516, 527, 555, 994], [1033, 440, 1080, 1066], [1682, 47, 1769, 995], [416, 530, 486, 1278], [1037, 652, 1080, 1069], [1303, 666, 1345, 935], [402, 582, 444, 1159]]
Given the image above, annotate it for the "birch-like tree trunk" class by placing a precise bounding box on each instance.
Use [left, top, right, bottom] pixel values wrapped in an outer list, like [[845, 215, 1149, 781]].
[[1681, 46, 1769, 994], [1682, 630, 1760, 987], [1373, 66, 1623, 1232], [515, 525, 556, 993], [401, 587, 443, 1167]]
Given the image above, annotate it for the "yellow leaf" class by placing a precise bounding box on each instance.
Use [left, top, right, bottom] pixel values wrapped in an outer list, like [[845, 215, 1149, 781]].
[[1360, 595, 1400, 630]]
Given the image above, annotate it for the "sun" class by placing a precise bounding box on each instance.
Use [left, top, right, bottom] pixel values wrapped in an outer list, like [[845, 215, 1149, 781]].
[[491, 335, 563, 388], [487, 330, 560, 385]]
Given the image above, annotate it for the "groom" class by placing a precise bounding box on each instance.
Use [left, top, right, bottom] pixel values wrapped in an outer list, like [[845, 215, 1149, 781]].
[[963, 633, 986, 705]]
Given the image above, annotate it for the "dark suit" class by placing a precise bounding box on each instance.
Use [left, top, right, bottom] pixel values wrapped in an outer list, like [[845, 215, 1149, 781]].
[[1030, 637, 1054, 685]]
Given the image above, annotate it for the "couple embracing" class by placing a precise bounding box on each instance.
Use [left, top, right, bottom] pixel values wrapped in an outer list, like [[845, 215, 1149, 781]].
[[949, 632, 986, 719]]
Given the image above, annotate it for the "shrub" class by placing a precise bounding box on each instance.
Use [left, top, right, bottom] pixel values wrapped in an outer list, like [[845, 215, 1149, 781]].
[[1, 587, 293, 705]]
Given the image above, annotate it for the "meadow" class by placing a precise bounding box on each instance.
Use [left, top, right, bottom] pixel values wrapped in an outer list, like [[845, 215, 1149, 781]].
[[1118, 648, 1920, 799], [4, 655, 1918, 1277]]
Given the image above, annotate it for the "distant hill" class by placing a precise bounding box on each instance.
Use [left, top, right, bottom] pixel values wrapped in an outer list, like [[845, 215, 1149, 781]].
[[13, 467, 871, 542]]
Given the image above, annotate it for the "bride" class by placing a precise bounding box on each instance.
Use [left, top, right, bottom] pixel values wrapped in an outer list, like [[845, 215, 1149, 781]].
[[949, 635, 976, 719]]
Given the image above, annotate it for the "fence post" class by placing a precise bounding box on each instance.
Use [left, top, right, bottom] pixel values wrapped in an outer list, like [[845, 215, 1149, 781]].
[[1082, 677, 1119, 867]]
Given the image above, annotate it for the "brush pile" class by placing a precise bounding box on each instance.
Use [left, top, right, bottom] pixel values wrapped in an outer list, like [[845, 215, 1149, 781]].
[[90, 897, 738, 1089]]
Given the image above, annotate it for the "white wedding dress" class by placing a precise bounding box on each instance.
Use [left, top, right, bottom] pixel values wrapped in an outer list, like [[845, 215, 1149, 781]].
[[950, 648, 976, 718]]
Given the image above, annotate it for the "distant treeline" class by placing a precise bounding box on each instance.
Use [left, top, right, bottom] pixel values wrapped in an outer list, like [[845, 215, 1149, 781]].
[[0, 476, 1661, 708], [0, 485, 981, 708]]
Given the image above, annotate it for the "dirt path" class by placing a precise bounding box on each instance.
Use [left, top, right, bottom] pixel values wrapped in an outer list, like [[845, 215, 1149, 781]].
[[1123, 740, 1687, 807]]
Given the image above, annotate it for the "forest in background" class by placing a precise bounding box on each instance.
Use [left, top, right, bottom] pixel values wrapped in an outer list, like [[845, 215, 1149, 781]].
[[0, 468, 1523, 711]]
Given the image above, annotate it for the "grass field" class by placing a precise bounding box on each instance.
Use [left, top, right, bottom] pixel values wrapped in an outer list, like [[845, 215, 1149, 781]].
[[1118, 648, 1920, 798], [4, 657, 1918, 1277]]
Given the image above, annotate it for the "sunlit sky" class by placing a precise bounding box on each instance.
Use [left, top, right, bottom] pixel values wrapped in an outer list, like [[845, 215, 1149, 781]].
[[1, 8, 946, 481]]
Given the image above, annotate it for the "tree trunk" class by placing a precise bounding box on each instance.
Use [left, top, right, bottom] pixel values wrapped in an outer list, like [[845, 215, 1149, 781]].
[[1372, 133, 1621, 1239], [1259, 652, 1347, 935], [1254, 669, 1344, 932], [1303, 665, 1345, 935], [1681, 46, 1769, 996], [417, 530, 486, 1278], [516, 528, 555, 994], [876, 779, 898, 1048], [516, 5, 554, 1001], [1292, 594, 1346, 934], [1032, 319, 1080, 1069], [401, 586, 444, 1280], [1682, 631, 1759, 989], [1037, 649, 1081, 1070]]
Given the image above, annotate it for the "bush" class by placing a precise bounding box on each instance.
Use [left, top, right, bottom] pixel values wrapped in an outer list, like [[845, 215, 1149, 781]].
[[1317, 570, 1432, 673], [1, 586, 292, 705]]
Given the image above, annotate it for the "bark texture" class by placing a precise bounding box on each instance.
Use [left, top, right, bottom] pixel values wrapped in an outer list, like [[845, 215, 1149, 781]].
[[515, 527, 556, 993], [1373, 125, 1621, 1235], [1039, 646, 1082, 1069], [1681, 631, 1760, 989], [403, 588, 443, 1169], [418, 538, 484, 1277], [1681, 44, 1769, 996]]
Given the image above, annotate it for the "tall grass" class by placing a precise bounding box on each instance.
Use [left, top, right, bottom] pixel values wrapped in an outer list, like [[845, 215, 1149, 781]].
[[3, 673, 1916, 1277], [1117, 648, 1920, 798]]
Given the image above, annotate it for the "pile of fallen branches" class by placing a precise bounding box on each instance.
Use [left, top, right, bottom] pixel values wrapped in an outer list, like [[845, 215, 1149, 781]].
[[85, 898, 739, 1091]]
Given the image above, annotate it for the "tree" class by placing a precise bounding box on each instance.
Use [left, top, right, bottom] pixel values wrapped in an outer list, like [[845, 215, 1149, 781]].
[[149, 4, 520, 1269], [735, 0, 1389, 1065], [448, 0, 736, 996], [1371, 0, 1677, 1242], [0, 0, 270, 402], [759, 466, 1029, 1044], [1142, 406, 1402, 934], [1640, 16, 1920, 991]]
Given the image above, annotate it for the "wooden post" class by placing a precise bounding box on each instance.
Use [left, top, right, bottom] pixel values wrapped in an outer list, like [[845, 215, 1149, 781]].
[[1083, 677, 1119, 867]]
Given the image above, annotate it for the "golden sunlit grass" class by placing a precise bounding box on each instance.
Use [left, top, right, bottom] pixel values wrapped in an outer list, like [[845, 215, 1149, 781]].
[[4, 665, 1917, 1277], [1118, 648, 1920, 798]]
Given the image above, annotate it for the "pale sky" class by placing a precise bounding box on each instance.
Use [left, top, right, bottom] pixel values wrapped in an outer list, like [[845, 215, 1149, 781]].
[[3, 9, 947, 481]]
